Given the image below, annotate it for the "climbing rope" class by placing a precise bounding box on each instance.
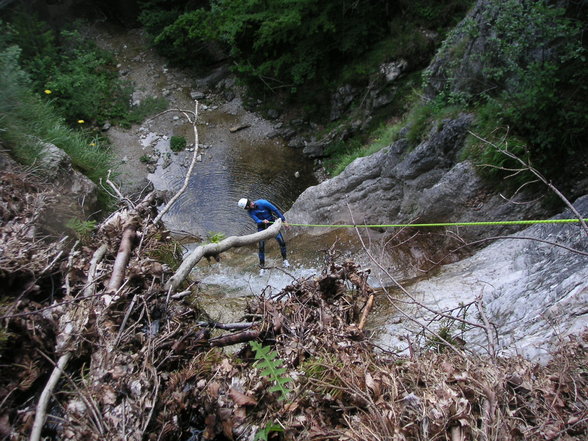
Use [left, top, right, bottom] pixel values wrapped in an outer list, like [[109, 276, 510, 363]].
[[285, 218, 588, 229]]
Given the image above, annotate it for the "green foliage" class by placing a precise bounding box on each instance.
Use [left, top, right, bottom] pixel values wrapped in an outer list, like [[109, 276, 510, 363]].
[[206, 231, 226, 244], [147, 238, 184, 271], [427, 0, 587, 192], [125, 96, 168, 127], [66, 218, 97, 243], [425, 326, 460, 353], [140, 154, 156, 164], [424, 305, 469, 353], [139, 0, 472, 99], [140, 0, 392, 92], [0, 46, 114, 185], [403, 95, 464, 148], [1, 11, 164, 127], [400, 0, 473, 29], [170, 135, 187, 152], [41, 31, 121, 123], [254, 422, 284, 441], [461, 101, 533, 189], [250, 341, 292, 401], [300, 354, 344, 400], [324, 72, 424, 176]]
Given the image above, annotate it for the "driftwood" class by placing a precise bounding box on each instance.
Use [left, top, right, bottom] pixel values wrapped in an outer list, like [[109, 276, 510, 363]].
[[165, 219, 283, 291], [209, 329, 261, 347], [197, 321, 255, 331], [229, 123, 250, 133], [357, 293, 375, 331]]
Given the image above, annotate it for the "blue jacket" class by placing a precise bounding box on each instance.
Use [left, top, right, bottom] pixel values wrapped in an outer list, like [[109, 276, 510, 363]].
[[247, 199, 285, 226]]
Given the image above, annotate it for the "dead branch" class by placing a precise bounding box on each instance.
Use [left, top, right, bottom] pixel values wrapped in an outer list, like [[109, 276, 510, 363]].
[[346, 204, 471, 360], [105, 170, 134, 209], [83, 244, 108, 298], [209, 329, 261, 347], [165, 219, 283, 291], [106, 224, 137, 295], [468, 130, 588, 236], [475, 296, 497, 359], [358, 294, 375, 331], [197, 321, 256, 331], [153, 101, 200, 225], [29, 352, 72, 441]]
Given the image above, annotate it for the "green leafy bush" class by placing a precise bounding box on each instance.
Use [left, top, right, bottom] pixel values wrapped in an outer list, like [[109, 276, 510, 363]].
[[1, 11, 164, 127], [139, 0, 472, 98], [66, 218, 97, 243], [170, 135, 187, 152], [206, 232, 226, 243], [0, 46, 113, 186]]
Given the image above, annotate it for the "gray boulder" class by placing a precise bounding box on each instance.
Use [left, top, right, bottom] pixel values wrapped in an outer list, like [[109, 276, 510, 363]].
[[38, 142, 99, 210]]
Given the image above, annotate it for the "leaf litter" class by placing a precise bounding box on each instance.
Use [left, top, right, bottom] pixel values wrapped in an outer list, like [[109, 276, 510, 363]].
[[0, 158, 587, 441]]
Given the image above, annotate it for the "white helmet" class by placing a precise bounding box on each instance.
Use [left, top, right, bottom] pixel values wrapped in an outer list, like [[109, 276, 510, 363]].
[[238, 198, 249, 209]]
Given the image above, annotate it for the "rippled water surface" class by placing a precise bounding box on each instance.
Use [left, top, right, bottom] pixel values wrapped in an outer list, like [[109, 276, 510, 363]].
[[148, 105, 317, 238]]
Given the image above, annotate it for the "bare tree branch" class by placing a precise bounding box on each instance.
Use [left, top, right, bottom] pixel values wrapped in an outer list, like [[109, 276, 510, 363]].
[[153, 101, 200, 225], [29, 352, 72, 441], [469, 130, 588, 235]]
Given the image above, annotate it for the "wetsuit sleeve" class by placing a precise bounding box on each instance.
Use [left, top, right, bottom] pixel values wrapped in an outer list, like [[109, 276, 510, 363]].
[[248, 210, 264, 225], [265, 201, 286, 222]]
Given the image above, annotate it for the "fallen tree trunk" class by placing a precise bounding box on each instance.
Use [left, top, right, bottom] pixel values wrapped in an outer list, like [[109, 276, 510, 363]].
[[165, 219, 283, 291], [153, 102, 200, 225]]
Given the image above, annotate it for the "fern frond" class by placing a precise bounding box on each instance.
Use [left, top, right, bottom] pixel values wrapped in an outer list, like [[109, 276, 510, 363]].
[[250, 341, 293, 401]]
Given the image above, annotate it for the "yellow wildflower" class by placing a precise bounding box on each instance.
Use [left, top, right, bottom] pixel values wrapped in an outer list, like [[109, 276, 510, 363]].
[[77, 120, 85, 124], [44, 89, 52, 94]]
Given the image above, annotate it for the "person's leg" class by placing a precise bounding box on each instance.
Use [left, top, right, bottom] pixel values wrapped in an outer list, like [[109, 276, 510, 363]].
[[257, 224, 267, 267], [275, 232, 287, 260], [258, 239, 266, 267]]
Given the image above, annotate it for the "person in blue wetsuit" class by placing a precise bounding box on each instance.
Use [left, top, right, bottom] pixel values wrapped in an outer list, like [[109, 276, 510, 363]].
[[238, 198, 290, 270]]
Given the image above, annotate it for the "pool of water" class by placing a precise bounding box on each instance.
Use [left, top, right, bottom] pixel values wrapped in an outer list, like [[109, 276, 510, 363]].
[[147, 99, 317, 239]]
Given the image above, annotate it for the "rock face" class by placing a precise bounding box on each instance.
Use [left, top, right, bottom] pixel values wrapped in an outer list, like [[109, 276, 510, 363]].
[[376, 196, 588, 362], [287, 113, 544, 238], [286, 113, 548, 281], [36, 142, 100, 232]]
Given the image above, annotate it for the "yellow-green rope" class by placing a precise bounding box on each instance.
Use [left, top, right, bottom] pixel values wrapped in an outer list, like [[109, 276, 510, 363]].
[[285, 218, 588, 228]]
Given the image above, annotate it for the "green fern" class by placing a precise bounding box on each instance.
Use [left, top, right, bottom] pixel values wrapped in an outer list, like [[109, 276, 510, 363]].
[[65, 217, 96, 243], [250, 341, 293, 401]]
